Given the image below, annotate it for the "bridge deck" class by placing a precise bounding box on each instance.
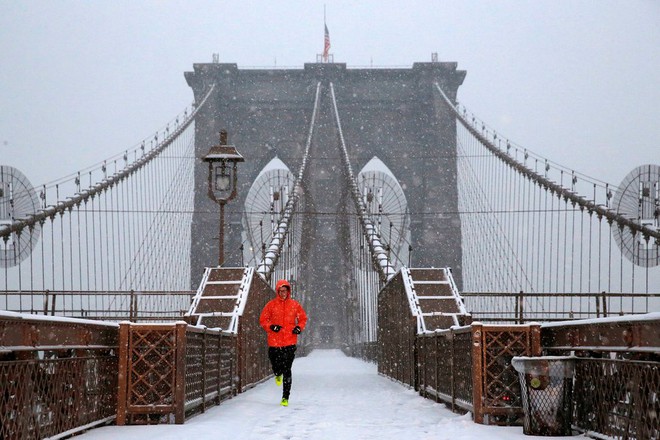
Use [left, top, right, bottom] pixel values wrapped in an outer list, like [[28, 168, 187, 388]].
[[76, 349, 586, 440]]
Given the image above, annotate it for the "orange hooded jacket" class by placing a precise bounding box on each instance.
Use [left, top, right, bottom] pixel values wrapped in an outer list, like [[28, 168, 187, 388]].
[[259, 279, 308, 348]]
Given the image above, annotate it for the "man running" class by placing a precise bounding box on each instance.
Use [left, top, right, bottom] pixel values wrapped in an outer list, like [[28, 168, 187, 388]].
[[259, 279, 308, 407]]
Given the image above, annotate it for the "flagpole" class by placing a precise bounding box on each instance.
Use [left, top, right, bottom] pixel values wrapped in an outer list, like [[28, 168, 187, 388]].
[[323, 5, 329, 63]]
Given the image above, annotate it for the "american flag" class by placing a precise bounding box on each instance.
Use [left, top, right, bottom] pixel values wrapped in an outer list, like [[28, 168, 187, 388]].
[[323, 24, 330, 62]]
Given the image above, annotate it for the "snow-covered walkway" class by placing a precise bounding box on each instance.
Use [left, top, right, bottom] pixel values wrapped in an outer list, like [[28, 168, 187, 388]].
[[78, 349, 584, 439]]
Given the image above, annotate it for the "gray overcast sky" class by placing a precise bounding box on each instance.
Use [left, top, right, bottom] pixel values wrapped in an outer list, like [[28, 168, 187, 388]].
[[0, 0, 658, 188]]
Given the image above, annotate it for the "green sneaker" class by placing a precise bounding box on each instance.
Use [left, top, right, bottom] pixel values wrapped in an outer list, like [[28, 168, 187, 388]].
[[275, 375, 283, 386], [280, 398, 289, 407]]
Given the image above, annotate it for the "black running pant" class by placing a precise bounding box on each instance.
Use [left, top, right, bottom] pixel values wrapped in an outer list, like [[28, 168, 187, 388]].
[[268, 345, 297, 399]]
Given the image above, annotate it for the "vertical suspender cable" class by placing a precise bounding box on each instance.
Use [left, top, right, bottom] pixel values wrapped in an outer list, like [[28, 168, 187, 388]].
[[15, 231, 22, 309], [76, 204, 83, 308], [111, 175, 118, 290], [98, 192, 104, 291], [588, 184, 595, 294], [101, 190, 107, 291], [579, 203, 585, 294], [549, 180, 555, 293], [68, 209, 73, 294], [597, 211, 603, 295], [535, 163, 542, 293], [562, 196, 568, 310], [91, 183, 98, 292], [50, 216, 55, 293]]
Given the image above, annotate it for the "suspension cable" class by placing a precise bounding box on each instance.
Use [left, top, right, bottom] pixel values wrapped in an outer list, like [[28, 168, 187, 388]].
[[434, 83, 660, 245], [256, 82, 322, 281], [329, 82, 396, 282], [0, 85, 216, 242]]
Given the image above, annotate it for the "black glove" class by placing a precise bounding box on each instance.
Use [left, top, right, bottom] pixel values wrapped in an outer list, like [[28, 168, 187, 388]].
[[292, 326, 302, 335], [270, 324, 281, 332]]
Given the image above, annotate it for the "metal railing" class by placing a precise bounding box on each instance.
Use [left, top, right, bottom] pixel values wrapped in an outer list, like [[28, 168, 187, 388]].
[[573, 358, 659, 440], [116, 322, 238, 425], [416, 326, 473, 413], [2, 290, 194, 322], [463, 291, 660, 323], [0, 268, 275, 436], [0, 312, 119, 439], [376, 270, 657, 437]]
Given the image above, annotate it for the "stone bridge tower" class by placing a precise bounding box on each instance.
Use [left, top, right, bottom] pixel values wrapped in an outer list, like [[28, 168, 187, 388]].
[[185, 60, 465, 346]]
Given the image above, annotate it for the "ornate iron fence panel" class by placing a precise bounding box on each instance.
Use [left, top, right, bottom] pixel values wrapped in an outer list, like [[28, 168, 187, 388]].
[[117, 323, 182, 424], [471, 323, 541, 424], [117, 322, 238, 425]]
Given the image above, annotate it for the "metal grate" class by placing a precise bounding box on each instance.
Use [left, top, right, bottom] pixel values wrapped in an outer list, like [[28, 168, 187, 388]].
[[453, 330, 473, 406], [574, 358, 660, 440], [0, 352, 117, 439], [416, 326, 474, 413]]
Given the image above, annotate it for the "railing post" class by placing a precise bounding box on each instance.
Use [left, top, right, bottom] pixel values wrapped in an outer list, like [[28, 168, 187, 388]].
[[236, 321, 244, 393], [596, 293, 601, 318], [530, 323, 542, 356], [471, 323, 485, 424], [417, 336, 424, 396], [216, 332, 222, 403], [201, 327, 207, 412], [174, 322, 187, 424], [602, 291, 608, 317], [436, 333, 442, 403], [517, 291, 524, 324], [116, 322, 130, 426], [413, 335, 419, 391], [43, 289, 49, 315], [450, 329, 456, 412], [129, 290, 136, 322]]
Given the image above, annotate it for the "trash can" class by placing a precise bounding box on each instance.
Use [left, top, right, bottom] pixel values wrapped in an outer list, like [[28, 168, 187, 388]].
[[511, 356, 576, 436]]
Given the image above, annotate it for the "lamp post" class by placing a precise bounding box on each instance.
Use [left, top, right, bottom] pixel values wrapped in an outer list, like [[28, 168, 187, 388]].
[[202, 129, 244, 266]]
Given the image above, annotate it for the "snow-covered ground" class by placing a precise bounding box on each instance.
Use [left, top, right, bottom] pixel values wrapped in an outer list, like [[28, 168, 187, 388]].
[[78, 349, 584, 440]]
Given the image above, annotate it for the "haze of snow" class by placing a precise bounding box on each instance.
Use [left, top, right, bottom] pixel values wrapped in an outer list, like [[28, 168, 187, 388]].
[[77, 349, 585, 440]]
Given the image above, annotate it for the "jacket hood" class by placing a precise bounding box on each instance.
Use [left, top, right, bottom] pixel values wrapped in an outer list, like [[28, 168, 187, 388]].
[[275, 279, 291, 299]]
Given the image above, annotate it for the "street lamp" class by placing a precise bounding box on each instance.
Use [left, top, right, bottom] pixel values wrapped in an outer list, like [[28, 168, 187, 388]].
[[202, 129, 244, 266]]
